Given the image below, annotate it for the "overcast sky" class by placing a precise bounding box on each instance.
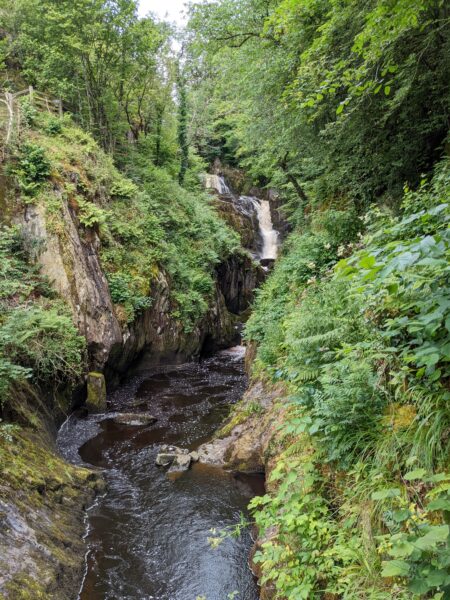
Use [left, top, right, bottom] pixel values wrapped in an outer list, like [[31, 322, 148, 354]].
[[138, 0, 188, 26]]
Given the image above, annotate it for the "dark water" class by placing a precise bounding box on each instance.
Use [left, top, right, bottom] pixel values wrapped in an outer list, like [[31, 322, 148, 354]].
[[58, 349, 262, 600]]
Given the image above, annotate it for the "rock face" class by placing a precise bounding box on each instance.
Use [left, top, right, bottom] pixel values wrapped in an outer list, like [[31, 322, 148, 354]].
[[215, 196, 260, 251], [21, 202, 122, 371], [216, 254, 265, 315], [0, 388, 104, 600], [20, 189, 262, 385], [197, 381, 283, 472]]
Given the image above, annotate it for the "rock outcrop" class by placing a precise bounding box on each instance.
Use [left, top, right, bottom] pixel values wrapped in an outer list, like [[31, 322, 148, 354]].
[[0, 384, 103, 599], [21, 202, 123, 371]]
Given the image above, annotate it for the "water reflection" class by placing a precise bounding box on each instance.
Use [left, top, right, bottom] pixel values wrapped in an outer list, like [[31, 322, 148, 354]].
[[60, 352, 262, 600]]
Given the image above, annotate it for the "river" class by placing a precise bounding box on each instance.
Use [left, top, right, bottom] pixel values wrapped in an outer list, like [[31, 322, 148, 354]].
[[58, 348, 263, 600]]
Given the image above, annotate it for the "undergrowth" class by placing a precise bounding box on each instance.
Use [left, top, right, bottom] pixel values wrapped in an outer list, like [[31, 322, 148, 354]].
[[0, 225, 85, 406], [7, 110, 240, 327], [245, 158, 450, 598]]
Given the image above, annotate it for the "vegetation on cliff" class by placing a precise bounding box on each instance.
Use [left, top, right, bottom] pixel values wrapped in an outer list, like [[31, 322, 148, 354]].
[[1, 0, 450, 598], [187, 0, 450, 597]]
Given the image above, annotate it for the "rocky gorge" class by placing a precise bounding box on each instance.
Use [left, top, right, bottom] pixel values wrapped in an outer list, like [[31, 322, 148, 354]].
[[0, 124, 284, 599]]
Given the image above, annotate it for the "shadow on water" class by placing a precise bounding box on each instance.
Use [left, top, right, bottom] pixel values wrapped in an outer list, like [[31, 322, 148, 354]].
[[58, 349, 263, 600]]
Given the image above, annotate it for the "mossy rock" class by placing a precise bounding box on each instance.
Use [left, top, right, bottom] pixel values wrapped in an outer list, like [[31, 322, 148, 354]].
[[86, 371, 107, 411]]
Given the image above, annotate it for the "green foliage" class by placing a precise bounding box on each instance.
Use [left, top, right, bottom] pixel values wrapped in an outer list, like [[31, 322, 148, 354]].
[[76, 198, 106, 228], [43, 115, 63, 135], [101, 161, 240, 328], [3, 0, 175, 155], [376, 471, 450, 596], [0, 226, 86, 402], [188, 0, 450, 206], [106, 272, 152, 323], [11, 142, 51, 197], [0, 305, 86, 386], [245, 160, 450, 597]]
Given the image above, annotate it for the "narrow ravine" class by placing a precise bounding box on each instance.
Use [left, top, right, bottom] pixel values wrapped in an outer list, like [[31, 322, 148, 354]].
[[58, 348, 263, 600]]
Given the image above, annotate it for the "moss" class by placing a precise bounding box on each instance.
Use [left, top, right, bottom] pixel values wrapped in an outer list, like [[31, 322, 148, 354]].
[[86, 371, 107, 411], [4, 574, 48, 599], [0, 426, 101, 599], [216, 405, 248, 438]]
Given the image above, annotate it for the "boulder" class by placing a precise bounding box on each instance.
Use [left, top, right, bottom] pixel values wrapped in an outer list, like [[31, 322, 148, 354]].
[[167, 454, 192, 473], [112, 413, 157, 426], [156, 445, 191, 469], [86, 372, 107, 412], [189, 451, 199, 462], [155, 453, 177, 467]]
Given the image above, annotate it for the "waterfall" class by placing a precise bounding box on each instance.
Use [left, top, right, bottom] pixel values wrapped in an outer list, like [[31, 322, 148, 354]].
[[204, 173, 279, 262], [250, 198, 279, 260], [204, 174, 231, 195]]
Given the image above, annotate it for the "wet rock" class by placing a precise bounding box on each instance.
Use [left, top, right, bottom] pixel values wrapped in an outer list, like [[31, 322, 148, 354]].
[[86, 372, 107, 412], [167, 454, 192, 473], [112, 413, 157, 426], [155, 453, 177, 467], [156, 445, 190, 468], [189, 451, 199, 462], [197, 438, 230, 466]]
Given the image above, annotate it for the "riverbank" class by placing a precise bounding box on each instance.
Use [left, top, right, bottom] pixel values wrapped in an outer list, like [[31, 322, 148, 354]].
[[0, 110, 269, 598]]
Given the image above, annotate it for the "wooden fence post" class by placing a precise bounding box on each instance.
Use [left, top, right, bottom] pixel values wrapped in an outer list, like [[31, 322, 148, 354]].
[[5, 92, 14, 146]]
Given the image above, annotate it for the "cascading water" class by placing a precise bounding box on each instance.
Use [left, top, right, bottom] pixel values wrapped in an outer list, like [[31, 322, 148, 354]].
[[236, 195, 279, 261], [249, 198, 279, 260], [205, 173, 280, 261], [204, 174, 232, 195]]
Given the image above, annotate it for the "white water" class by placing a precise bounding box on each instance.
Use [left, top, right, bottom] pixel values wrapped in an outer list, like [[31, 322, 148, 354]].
[[242, 197, 278, 260], [204, 174, 231, 195], [203, 173, 279, 261]]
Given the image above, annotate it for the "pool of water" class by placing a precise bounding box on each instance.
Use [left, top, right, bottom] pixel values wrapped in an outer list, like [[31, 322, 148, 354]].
[[58, 349, 262, 600]]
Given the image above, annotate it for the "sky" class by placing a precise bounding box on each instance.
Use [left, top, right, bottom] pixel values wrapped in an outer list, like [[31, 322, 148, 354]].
[[138, 0, 188, 26]]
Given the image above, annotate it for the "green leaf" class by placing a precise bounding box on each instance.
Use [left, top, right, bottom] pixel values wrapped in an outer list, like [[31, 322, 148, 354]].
[[381, 559, 410, 577], [392, 509, 410, 523], [415, 525, 449, 550], [427, 497, 450, 511], [384, 85, 391, 96], [403, 468, 426, 481], [358, 255, 376, 269], [372, 488, 401, 500], [389, 539, 415, 558], [408, 578, 431, 594]]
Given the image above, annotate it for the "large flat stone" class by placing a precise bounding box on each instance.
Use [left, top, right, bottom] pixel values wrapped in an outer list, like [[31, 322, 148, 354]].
[[112, 413, 157, 426]]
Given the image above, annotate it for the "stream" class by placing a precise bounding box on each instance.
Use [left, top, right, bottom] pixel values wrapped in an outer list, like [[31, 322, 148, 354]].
[[58, 348, 263, 600]]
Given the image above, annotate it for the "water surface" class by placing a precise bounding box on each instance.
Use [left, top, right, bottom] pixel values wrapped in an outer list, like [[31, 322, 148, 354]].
[[59, 350, 262, 600]]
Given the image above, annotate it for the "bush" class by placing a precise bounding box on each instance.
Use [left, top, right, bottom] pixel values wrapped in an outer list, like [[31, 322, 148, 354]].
[[44, 115, 63, 135], [12, 142, 51, 197], [0, 305, 86, 387]]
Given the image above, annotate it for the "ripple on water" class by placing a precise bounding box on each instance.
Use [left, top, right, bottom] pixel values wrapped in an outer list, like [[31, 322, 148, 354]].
[[58, 353, 262, 600]]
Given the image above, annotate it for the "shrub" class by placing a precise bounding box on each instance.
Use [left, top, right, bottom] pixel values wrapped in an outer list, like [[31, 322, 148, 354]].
[[0, 305, 86, 387], [77, 198, 106, 227], [44, 115, 63, 135], [12, 142, 51, 196]]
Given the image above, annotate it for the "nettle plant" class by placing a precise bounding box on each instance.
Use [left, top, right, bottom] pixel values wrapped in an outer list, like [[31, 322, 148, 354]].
[[373, 469, 450, 597]]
